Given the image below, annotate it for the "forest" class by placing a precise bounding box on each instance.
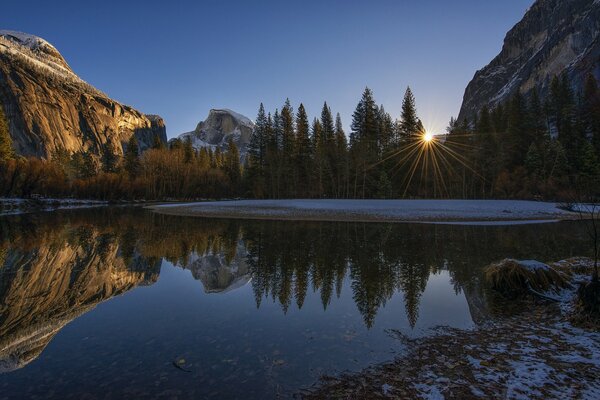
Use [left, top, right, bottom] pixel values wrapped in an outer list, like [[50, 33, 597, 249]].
[[1, 73, 599, 201]]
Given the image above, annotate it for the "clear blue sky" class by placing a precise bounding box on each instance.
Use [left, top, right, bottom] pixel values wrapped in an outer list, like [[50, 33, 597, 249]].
[[1, 0, 533, 138]]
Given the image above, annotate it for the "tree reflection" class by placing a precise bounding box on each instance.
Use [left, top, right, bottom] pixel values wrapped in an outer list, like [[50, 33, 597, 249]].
[[0, 208, 591, 373]]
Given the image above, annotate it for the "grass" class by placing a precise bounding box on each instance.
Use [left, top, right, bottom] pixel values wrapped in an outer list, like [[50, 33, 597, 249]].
[[484, 259, 570, 297]]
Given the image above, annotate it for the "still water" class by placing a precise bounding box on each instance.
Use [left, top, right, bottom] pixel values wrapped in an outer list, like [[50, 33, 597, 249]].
[[0, 208, 590, 399]]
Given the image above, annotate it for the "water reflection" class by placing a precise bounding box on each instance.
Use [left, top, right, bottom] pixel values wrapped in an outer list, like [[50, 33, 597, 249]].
[[0, 209, 591, 394]]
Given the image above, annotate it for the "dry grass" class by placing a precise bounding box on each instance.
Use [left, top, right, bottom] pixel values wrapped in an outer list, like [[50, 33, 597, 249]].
[[550, 257, 595, 276], [484, 259, 570, 296]]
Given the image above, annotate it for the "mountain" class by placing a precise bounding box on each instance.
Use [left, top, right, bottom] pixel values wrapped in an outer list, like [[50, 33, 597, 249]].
[[178, 241, 251, 294], [0, 227, 160, 373], [0, 30, 166, 158], [175, 108, 254, 158], [458, 0, 600, 122]]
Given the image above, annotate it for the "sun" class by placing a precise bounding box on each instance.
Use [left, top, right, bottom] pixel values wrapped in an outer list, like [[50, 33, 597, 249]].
[[422, 131, 434, 143]]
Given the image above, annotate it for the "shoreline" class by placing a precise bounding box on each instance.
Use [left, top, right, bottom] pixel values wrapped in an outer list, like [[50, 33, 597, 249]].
[[148, 199, 581, 224], [303, 258, 600, 399]]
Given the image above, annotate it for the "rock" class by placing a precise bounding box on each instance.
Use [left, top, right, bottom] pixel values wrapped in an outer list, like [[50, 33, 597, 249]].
[[0, 225, 160, 373], [174, 109, 254, 160], [181, 240, 251, 293], [0, 30, 167, 158], [458, 0, 600, 122]]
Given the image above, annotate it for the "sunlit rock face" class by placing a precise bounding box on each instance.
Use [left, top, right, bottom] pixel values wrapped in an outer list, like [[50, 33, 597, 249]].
[[175, 109, 254, 159], [458, 0, 600, 121], [0, 30, 167, 158], [0, 230, 160, 373], [180, 242, 251, 293]]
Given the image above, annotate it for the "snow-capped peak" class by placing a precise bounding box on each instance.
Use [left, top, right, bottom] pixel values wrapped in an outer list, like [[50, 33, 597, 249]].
[[0, 30, 56, 52], [210, 108, 254, 127]]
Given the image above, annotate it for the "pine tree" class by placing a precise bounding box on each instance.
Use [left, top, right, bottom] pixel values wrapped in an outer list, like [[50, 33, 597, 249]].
[[225, 137, 241, 188], [525, 143, 543, 177], [505, 91, 529, 169], [399, 87, 421, 142], [248, 103, 267, 167], [582, 74, 600, 155], [280, 99, 295, 196], [311, 118, 324, 197], [101, 145, 119, 173], [350, 87, 380, 198], [0, 104, 14, 162], [378, 105, 395, 153], [246, 103, 268, 197], [578, 140, 600, 179], [79, 150, 97, 179], [183, 137, 195, 163], [294, 103, 312, 196], [527, 87, 547, 143], [335, 113, 349, 197], [124, 135, 140, 179], [320, 102, 336, 195]]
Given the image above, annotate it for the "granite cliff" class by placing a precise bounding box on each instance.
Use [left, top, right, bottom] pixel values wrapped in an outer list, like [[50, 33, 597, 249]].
[[0, 30, 166, 158], [458, 0, 600, 121]]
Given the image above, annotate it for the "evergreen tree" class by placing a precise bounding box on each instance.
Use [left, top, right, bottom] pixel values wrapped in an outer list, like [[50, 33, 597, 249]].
[[294, 103, 312, 196], [311, 118, 324, 196], [79, 150, 97, 179], [320, 102, 336, 195], [124, 135, 140, 178], [225, 137, 241, 188], [582, 74, 600, 155], [0, 104, 14, 162], [101, 145, 119, 173], [525, 143, 543, 177], [527, 87, 547, 143], [335, 113, 349, 198], [350, 87, 380, 198], [280, 99, 295, 196], [505, 91, 529, 168], [399, 87, 421, 141], [376, 171, 393, 199], [246, 103, 268, 197], [578, 140, 600, 179], [248, 103, 267, 167], [183, 136, 195, 163]]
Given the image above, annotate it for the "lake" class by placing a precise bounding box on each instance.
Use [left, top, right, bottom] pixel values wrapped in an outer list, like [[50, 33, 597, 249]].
[[0, 208, 591, 399]]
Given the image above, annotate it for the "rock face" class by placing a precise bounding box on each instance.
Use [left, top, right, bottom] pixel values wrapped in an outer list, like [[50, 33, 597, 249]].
[[176, 109, 254, 158], [180, 241, 251, 293], [0, 30, 166, 158], [0, 227, 160, 373], [458, 0, 600, 122]]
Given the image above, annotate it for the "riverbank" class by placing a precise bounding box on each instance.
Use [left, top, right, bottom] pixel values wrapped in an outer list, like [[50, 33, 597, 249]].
[[0, 198, 110, 216], [149, 199, 579, 224], [302, 258, 600, 399]]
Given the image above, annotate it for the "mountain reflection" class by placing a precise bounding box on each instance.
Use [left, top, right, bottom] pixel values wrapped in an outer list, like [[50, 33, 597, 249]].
[[0, 209, 589, 373]]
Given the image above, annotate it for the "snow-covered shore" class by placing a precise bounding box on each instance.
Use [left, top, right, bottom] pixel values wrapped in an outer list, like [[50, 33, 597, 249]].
[[0, 198, 108, 216], [149, 199, 579, 224]]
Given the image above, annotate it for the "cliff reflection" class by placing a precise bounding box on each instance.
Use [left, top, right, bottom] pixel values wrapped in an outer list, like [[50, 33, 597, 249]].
[[0, 209, 589, 372]]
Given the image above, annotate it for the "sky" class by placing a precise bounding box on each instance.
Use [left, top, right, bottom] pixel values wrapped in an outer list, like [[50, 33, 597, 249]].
[[1, 0, 533, 139]]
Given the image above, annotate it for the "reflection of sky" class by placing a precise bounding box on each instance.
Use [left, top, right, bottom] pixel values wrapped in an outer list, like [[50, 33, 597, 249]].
[[1, 258, 473, 398], [415, 270, 474, 333]]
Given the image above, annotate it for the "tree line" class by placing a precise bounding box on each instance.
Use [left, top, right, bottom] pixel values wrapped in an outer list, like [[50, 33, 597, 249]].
[[1, 73, 599, 200], [243, 88, 425, 199], [446, 74, 600, 199], [0, 116, 242, 200]]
